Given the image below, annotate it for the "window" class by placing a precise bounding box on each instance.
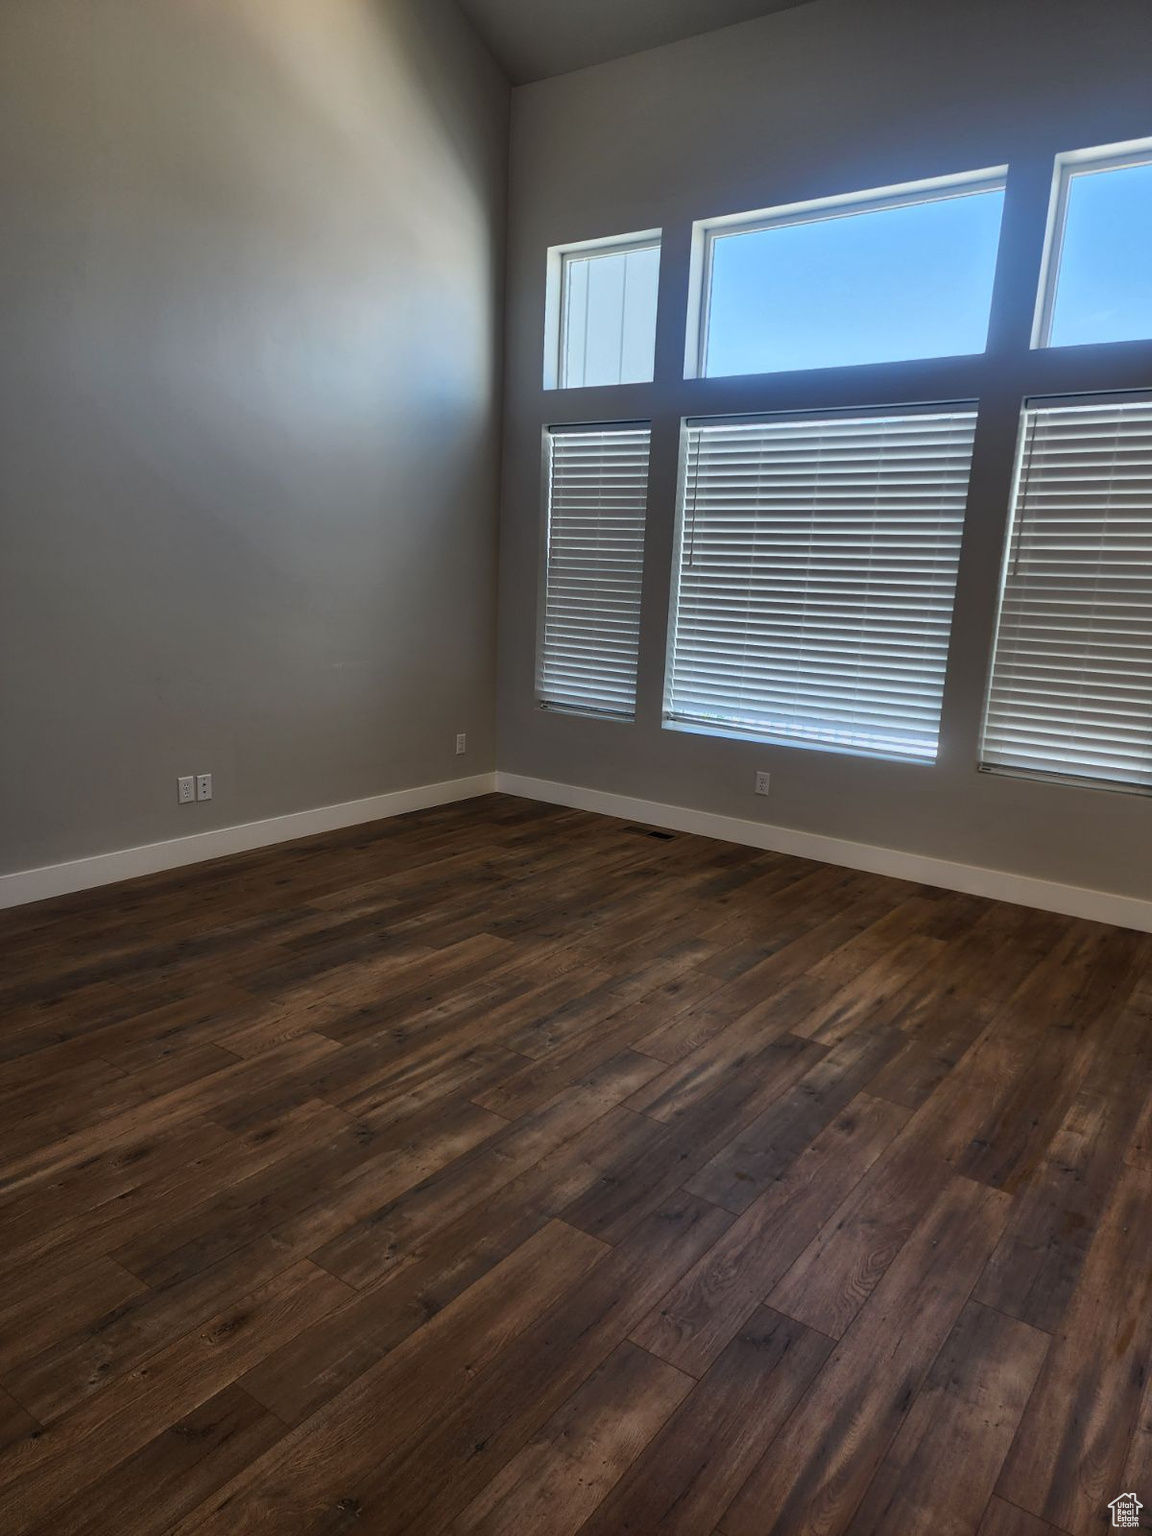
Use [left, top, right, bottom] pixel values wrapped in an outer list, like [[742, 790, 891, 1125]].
[[981, 395, 1152, 792], [538, 423, 651, 720], [548, 232, 661, 389], [1036, 140, 1152, 349], [665, 406, 979, 762], [690, 171, 1006, 378]]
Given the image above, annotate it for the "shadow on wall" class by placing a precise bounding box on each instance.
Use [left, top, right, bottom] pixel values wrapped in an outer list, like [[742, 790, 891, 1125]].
[[0, 0, 509, 877]]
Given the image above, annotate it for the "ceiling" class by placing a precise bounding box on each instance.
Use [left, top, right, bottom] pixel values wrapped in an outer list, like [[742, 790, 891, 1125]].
[[455, 0, 815, 84]]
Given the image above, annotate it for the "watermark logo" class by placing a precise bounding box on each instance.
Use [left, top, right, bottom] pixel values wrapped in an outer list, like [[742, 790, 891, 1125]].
[[1109, 1493, 1143, 1529]]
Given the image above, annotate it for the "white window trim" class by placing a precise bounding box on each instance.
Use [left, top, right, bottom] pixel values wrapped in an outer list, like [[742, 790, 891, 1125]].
[[1032, 136, 1152, 350], [543, 228, 661, 390], [684, 166, 1008, 380]]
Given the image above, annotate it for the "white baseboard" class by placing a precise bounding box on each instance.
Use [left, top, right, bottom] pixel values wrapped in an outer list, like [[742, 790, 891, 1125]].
[[7, 767, 1149, 935], [0, 773, 497, 912], [495, 771, 1152, 935]]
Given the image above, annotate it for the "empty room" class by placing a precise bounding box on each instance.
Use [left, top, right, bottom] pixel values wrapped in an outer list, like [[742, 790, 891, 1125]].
[[2, 0, 1151, 1532]]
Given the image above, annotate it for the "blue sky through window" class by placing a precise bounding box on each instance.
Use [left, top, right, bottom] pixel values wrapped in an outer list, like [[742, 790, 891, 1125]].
[[704, 188, 1006, 377], [1049, 160, 1152, 347]]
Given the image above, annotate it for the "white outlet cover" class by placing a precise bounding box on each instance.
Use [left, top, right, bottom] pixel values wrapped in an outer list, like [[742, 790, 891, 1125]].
[[755, 771, 771, 796], [196, 773, 213, 802], [456, 733, 467, 755], [178, 776, 195, 804]]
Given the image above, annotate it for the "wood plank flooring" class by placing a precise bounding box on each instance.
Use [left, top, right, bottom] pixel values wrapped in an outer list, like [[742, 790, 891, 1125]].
[[0, 792, 1149, 1535]]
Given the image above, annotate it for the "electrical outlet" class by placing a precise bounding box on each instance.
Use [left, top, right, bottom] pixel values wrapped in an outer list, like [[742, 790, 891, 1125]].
[[455, 733, 467, 756], [196, 773, 213, 802], [755, 770, 771, 796], [178, 776, 195, 805]]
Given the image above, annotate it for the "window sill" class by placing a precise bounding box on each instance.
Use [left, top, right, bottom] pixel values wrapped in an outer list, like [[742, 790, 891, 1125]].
[[661, 715, 937, 767]]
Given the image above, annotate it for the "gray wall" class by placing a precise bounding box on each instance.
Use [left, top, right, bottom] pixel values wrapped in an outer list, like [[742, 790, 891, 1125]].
[[497, 0, 1152, 901], [0, 0, 507, 875]]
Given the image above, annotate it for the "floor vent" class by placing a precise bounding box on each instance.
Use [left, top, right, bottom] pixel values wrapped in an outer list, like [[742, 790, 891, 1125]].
[[626, 826, 676, 841]]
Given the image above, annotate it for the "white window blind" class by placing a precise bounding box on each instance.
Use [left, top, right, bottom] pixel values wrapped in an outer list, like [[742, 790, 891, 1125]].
[[981, 396, 1152, 791], [538, 423, 651, 720], [665, 406, 979, 762]]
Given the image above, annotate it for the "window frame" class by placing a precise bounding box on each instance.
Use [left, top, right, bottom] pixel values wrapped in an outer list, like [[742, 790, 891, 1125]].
[[1032, 136, 1152, 350], [684, 166, 1008, 380], [543, 229, 662, 391]]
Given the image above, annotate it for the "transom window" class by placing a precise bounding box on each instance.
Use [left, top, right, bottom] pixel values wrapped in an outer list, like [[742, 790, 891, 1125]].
[[547, 232, 661, 390], [1035, 139, 1152, 350], [690, 170, 1006, 379]]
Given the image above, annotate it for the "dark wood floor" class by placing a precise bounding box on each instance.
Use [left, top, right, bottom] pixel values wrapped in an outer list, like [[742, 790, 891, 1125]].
[[0, 794, 1150, 1536]]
